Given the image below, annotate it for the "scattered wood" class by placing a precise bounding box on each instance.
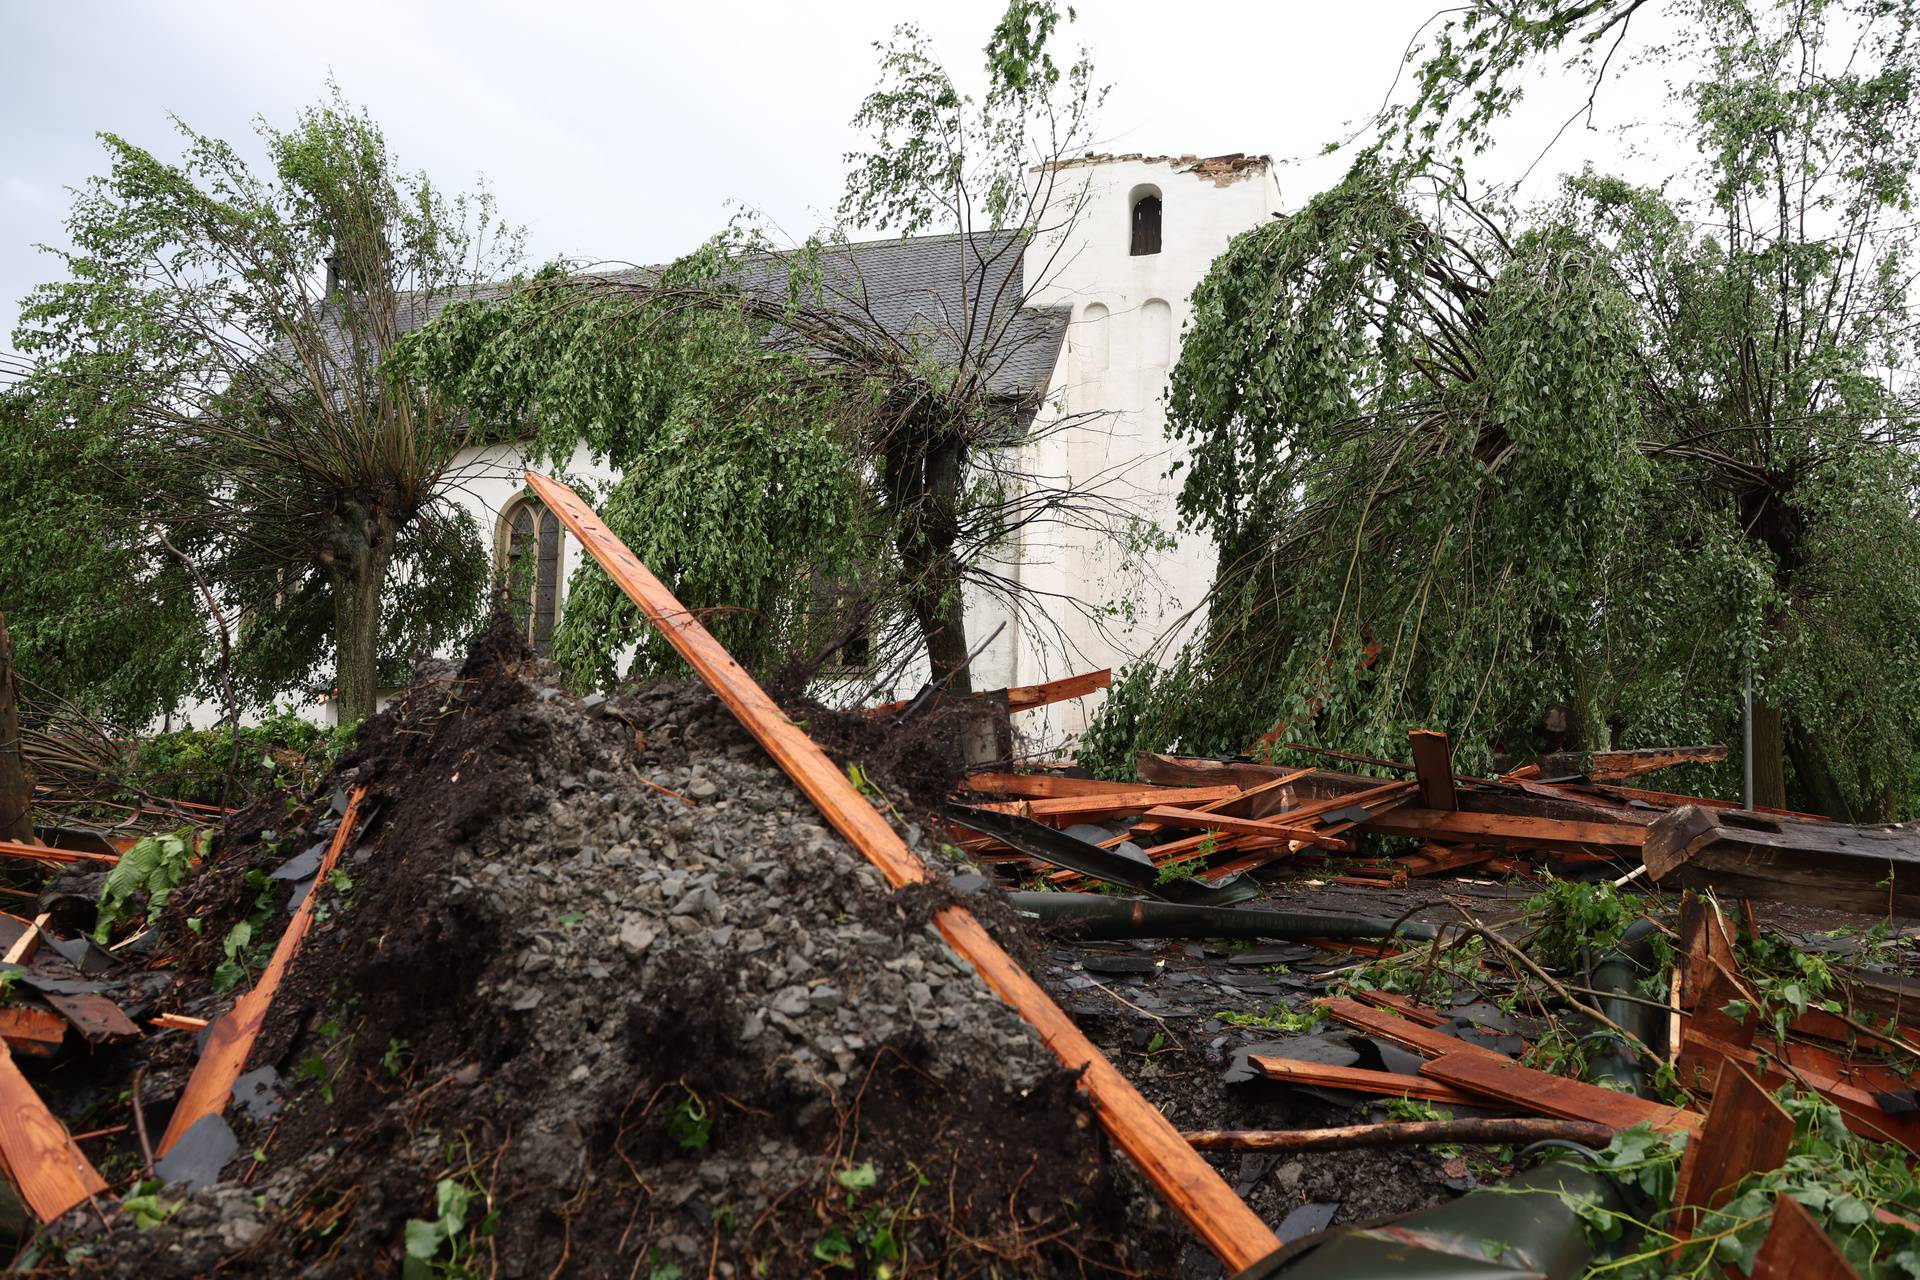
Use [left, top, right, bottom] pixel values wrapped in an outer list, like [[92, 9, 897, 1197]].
[[527, 471, 1282, 1271], [1140, 807, 1357, 852], [1646, 806, 1919, 917], [1183, 1118, 1617, 1153]]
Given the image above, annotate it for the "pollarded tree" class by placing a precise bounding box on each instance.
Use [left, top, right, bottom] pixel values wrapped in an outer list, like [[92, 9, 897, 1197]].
[[10, 87, 519, 723], [398, 0, 1126, 697], [1083, 1, 1920, 819]]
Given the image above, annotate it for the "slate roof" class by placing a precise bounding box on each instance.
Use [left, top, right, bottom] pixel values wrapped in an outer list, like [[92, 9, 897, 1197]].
[[312, 230, 1067, 407]]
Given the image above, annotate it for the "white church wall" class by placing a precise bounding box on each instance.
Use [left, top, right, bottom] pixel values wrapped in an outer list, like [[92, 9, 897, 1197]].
[[993, 154, 1279, 748]]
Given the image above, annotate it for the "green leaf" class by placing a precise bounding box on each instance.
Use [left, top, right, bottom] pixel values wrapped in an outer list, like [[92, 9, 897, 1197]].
[[835, 1161, 878, 1191]]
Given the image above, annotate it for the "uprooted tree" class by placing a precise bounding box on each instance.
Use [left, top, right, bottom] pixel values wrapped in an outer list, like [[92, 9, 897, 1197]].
[[396, 0, 1130, 696], [7, 86, 518, 724], [1082, 0, 1920, 819]]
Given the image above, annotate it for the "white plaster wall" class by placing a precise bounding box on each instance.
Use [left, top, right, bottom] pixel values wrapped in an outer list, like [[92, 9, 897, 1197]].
[[986, 156, 1281, 748]]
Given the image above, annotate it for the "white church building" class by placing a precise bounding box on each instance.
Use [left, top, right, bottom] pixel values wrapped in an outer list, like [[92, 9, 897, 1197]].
[[371, 153, 1280, 741]]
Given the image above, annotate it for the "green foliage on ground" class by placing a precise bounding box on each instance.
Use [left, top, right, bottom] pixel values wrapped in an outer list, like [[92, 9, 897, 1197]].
[[92, 828, 210, 943], [120, 710, 356, 807]]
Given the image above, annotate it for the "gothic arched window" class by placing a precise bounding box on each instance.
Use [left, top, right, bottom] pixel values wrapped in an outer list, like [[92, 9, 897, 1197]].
[[500, 496, 563, 654]]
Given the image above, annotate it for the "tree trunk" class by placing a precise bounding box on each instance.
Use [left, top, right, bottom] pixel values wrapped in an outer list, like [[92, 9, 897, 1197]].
[[324, 506, 396, 724], [1786, 721, 1875, 822], [1750, 695, 1787, 812], [0, 610, 33, 842], [887, 429, 973, 695]]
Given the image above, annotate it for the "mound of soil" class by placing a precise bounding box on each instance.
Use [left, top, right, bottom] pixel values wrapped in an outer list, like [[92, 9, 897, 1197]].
[[60, 637, 1178, 1277]]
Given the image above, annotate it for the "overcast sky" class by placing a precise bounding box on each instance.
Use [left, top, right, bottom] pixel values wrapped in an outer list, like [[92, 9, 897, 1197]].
[[2, 1, 1673, 353]]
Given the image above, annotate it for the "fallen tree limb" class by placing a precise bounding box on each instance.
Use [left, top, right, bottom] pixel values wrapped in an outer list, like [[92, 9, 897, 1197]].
[[526, 471, 1281, 1272], [1183, 1118, 1617, 1153]]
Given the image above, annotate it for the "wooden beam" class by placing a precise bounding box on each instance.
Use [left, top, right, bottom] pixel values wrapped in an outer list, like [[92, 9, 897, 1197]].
[[1408, 731, 1458, 811], [1421, 1051, 1703, 1135], [1355, 808, 1648, 848], [1646, 805, 1920, 917], [525, 471, 1280, 1271], [158, 786, 365, 1156]]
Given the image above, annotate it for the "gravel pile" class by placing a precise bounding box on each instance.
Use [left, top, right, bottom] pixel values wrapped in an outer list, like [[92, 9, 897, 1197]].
[[66, 635, 1174, 1277]]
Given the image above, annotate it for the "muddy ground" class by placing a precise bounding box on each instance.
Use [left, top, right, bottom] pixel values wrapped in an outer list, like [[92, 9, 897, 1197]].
[[12, 630, 1908, 1278], [33, 636, 1184, 1278]]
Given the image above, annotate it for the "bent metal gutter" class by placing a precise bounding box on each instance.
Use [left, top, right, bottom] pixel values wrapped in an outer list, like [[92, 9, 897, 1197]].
[[524, 470, 1283, 1272]]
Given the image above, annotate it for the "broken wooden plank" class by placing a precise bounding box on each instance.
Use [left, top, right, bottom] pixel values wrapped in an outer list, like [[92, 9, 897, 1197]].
[[1646, 806, 1919, 917], [1673, 1060, 1794, 1234], [1129, 769, 1315, 835], [1316, 997, 1509, 1061], [1408, 731, 1457, 811], [0, 1039, 107, 1220], [2, 912, 49, 966], [158, 786, 366, 1157], [1351, 990, 1449, 1028], [1005, 669, 1111, 712], [526, 471, 1281, 1271], [1252, 1056, 1487, 1107], [149, 1013, 209, 1032], [0, 840, 116, 868], [1533, 744, 1729, 781], [1354, 808, 1649, 848], [1750, 1194, 1860, 1280], [1420, 1050, 1703, 1135]]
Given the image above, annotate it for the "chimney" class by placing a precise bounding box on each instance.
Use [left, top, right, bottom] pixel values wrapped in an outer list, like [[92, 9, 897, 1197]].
[[324, 254, 342, 300]]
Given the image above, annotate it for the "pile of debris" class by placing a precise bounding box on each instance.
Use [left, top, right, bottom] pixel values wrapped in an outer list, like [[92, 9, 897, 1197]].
[[0, 472, 1913, 1278]]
